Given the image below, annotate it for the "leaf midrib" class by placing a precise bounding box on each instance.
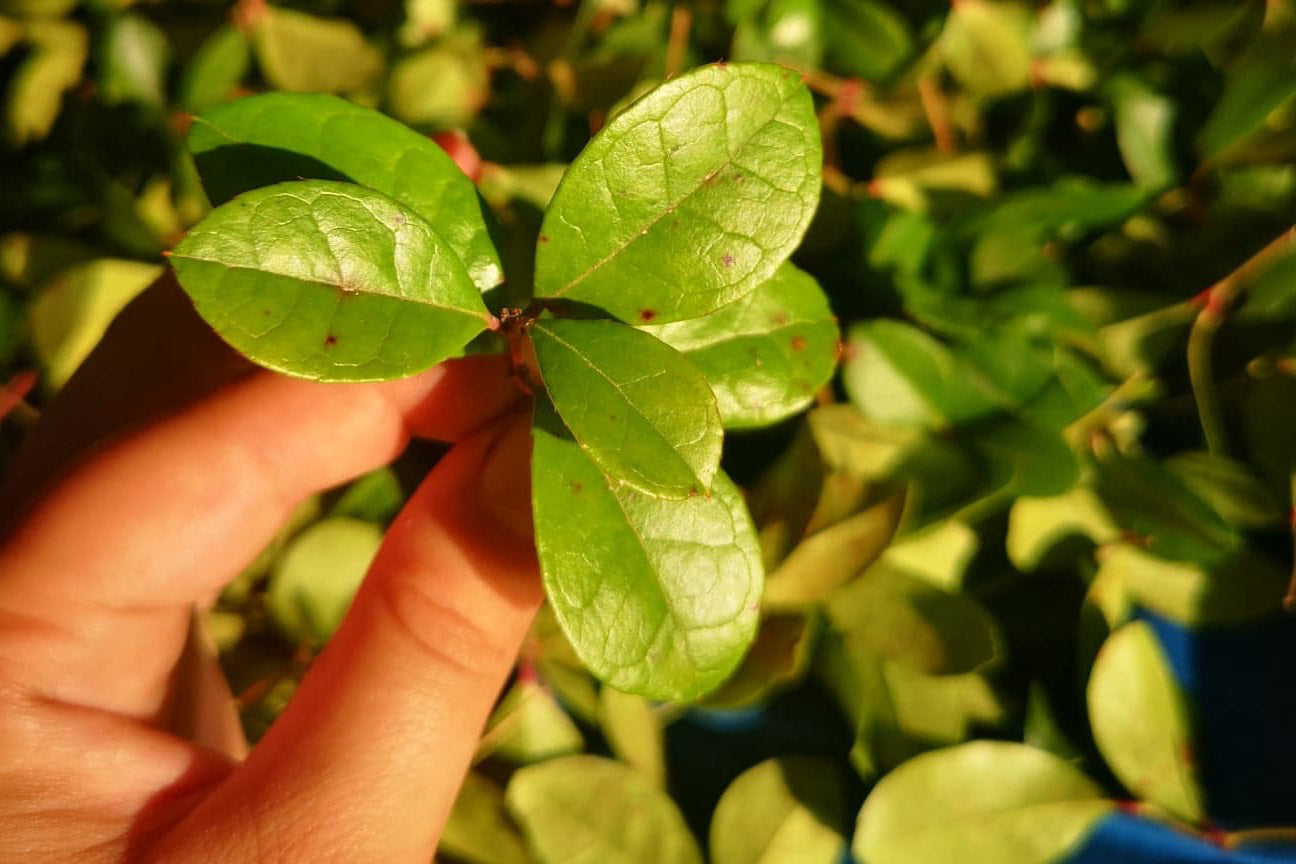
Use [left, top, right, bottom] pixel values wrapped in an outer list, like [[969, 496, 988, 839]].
[[172, 253, 489, 321], [549, 82, 795, 300]]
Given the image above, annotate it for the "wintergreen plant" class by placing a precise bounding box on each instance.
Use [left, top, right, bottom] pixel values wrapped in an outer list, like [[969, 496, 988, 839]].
[[167, 62, 836, 700]]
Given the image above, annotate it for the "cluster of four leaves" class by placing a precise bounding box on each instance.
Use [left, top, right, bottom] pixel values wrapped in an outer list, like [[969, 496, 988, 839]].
[[170, 62, 836, 700]]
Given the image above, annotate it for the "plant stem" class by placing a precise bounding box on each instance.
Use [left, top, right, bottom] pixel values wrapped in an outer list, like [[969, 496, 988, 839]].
[[1187, 225, 1296, 457]]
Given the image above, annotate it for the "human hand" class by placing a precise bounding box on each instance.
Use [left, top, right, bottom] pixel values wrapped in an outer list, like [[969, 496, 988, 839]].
[[0, 276, 543, 863]]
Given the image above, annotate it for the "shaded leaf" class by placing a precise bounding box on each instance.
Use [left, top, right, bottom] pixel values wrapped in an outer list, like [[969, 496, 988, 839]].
[[941, 0, 1033, 99], [710, 757, 847, 864], [188, 91, 501, 291], [266, 517, 380, 645], [507, 755, 703, 864], [170, 180, 489, 381], [598, 687, 666, 787], [531, 398, 762, 700], [476, 679, 585, 765], [530, 317, 722, 497], [1087, 621, 1204, 822], [330, 466, 404, 523], [178, 25, 250, 114], [535, 62, 821, 324], [822, 0, 912, 82], [4, 19, 86, 145], [1198, 30, 1296, 162], [763, 491, 904, 609], [96, 12, 169, 108], [702, 612, 817, 710], [853, 742, 1112, 864], [1107, 75, 1177, 191], [29, 258, 161, 390], [639, 263, 838, 429], [387, 36, 489, 129], [441, 772, 528, 864]]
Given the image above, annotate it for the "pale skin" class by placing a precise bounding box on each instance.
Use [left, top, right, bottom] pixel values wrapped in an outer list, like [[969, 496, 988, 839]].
[[0, 275, 543, 862]]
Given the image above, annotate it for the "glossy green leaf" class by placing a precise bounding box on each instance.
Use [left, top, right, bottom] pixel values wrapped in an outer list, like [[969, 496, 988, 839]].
[[710, 757, 847, 864], [1088, 621, 1204, 822], [178, 25, 250, 114], [188, 91, 501, 291], [266, 517, 381, 645], [531, 398, 762, 700], [96, 13, 169, 108], [170, 180, 490, 382], [535, 62, 821, 324], [826, 564, 1003, 675], [763, 491, 904, 609], [822, 0, 913, 82], [29, 259, 162, 390], [441, 772, 528, 864], [598, 687, 666, 787], [941, 0, 1033, 99], [507, 755, 703, 864], [530, 318, 722, 497], [251, 7, 381, 94], [853, 742, 1113, 864], [639, 263, 838, 428]]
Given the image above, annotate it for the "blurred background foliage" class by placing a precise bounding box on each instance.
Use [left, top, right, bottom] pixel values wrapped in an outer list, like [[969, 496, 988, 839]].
[[3, 0, 1296, 862]]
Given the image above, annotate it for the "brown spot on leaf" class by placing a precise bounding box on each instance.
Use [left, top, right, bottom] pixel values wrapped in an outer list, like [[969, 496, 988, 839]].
[[688, 486, 698, 498], [324, 334, 338, 346], [733, 172, 745, 183], [791, 336, 806, 352], [771, 312, 790, 326], [571, 480, 583, 494], [703, 170, 720, 186], [538, 234, 550, 244], [721, 253, 735, 268], [639, 309, 657, 322]]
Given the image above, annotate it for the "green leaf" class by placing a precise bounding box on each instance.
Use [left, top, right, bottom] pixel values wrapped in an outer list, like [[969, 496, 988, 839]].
[[96, 12, 169, 108], [842, 319, 1001, 429], [639, 263, 839, 428], [710, 757, 848, 864], [178, 25, 250, 114], [188, 91, 501, 292], [1006, 485, 1121, 571], [826, 564, 1003, 675], [1107, 75, 1178, 191], [598, 687, 666, 787], [507, 755, 703, 864], [251, 6, 381, 94], [441, 772, 529, 864], [387, 37, 489, 130], [853, 742, 1113, 864], [535, 62, 821, 324], [530, 318, 722, 497], [4, 19, 86, 146], [1164, 451, 1284, 531], [702, 612, 817, 709], [941, 0, 1033, 99], [1198, 30, 1296, 162], [170, 180, 490, 382], [266, 517, 381, 645], [29, 259, 162, 391], [1087, 621, 1204, 822], [763, 491, 904, 609], [331, 466, 405, 523], [531, 398, 762, 700], [476, 679, 585, 765], [821, 0, 912, 82]]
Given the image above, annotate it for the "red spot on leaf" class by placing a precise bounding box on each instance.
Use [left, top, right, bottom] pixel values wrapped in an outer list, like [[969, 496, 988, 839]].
[[639, 309, 657, 322], [721, 253, 735, 268], [791, 336, 807, 351], [324, 334, 338, 346], [538, 234, 550, 244]]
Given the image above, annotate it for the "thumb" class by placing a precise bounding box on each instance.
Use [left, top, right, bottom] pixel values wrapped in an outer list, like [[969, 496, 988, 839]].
[[153, 409, 542, 863]]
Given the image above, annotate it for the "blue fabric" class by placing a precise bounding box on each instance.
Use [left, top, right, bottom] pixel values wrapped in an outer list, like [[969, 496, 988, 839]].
[[1068, 812, 1296, 863], [1140, 610, 1296, 827]]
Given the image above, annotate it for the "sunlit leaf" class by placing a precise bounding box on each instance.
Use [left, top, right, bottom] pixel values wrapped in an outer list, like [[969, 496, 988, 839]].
[[711, 757, 848, 864], [530, 317, 722, 498], [1087, 621, 1204, 822], [853, 742, 1113, 864], [251, 6, 381, 94], [535, 62, 821, 324], [170, 180, 490, 381], [507, 755, 703, 864]]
